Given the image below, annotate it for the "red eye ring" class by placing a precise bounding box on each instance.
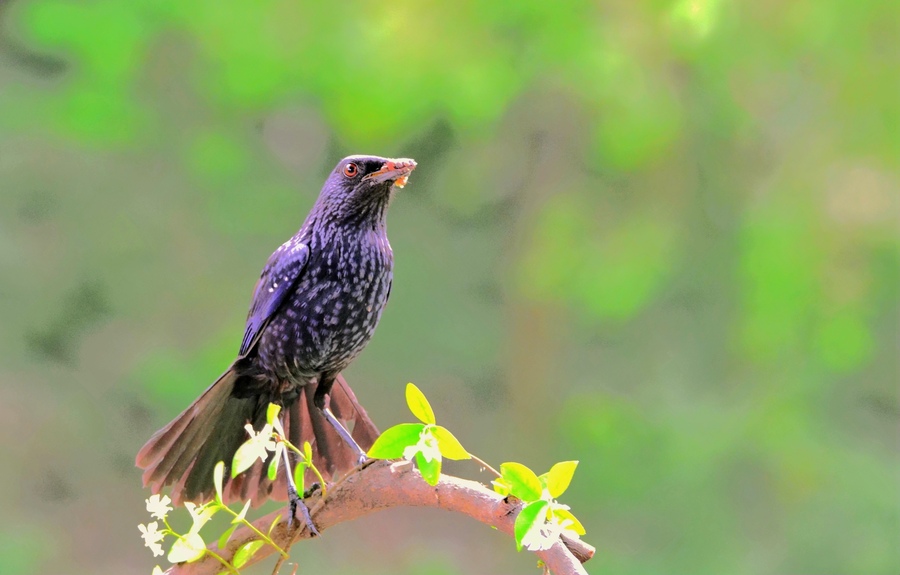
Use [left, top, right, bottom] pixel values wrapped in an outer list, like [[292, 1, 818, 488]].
[[342, 163, 359, 178]]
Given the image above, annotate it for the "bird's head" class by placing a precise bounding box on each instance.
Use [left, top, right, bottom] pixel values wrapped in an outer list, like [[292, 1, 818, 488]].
[[315, 155, 416, 227]]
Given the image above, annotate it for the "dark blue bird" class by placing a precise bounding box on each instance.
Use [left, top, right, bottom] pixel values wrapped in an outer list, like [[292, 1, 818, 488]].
[[137, 155, 416, 511]]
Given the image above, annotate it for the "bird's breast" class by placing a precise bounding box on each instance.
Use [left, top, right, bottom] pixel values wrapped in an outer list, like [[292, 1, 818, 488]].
[[257, 233, 393, 381]]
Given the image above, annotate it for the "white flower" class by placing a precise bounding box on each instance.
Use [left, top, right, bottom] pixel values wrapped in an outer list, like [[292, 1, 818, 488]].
[[184, 502, 216, 534], [138, 521, 165, 557], [252, 420, 285, 471], [403, 427, 442, 463], [521, 513, 580, 551], [232, 422, 281, 477], [245, 422, 276, 462], [145, 494, 172, 520]]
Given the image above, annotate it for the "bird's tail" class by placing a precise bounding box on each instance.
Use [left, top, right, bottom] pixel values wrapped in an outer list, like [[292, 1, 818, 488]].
[[272, 374, 381, 498], [136, 368, 379, 506]]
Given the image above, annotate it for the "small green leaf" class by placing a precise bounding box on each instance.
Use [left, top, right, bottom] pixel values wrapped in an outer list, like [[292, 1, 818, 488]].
[[303, 441, 313, 463], [232, 441, 258, 478], [217, 524, 237, 549], [553, 508, 586, 536], [514, 500, 549, 551], [415, 450, 441, 485], [432, 426, 470, 460], [232, 500, 251, 524], [267, 453, 279, 481], [213, 461, 225, 503], [500, 462, 543, 502], [367, 423, 425, 459], [266, 403, 281, 425], [233, 540, 265, 569], [537, 472, 549, 490], [168, 532, 206, 563], [492, 477, 511, 496], [293, 461, 307, 494], [545, 461, 578, 498], [268, 514, 282, 537], [406, 383, 436, 425]]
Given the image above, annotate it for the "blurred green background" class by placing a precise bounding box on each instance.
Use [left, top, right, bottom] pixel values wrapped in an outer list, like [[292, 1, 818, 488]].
[[0, 0, 897, 574]]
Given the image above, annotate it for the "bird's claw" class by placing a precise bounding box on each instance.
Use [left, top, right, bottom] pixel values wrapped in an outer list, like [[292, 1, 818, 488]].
[[287, 484, 319, 536]]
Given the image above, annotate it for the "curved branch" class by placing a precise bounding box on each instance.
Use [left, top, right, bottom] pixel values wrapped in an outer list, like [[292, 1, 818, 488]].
[[168, 460, 594, 575]]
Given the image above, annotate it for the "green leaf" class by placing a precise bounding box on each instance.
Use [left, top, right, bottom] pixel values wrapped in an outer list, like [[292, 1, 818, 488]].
[[545, 461, 578, 498], [514, 500, 549, 551], [267, 514, 282, 537], [267, 453, 279, 481], [432, 426, 470, 460], [232, 441, 259, 478], [303, 441, 313, 463], [266, 403, 281, 425], [233, 540, 265, 569], [367, 423, 425, 459], [491, 477, 511, 496], [213, 461, 225, 503], [415, 450, 441, 485], [406, 383, 436, 425], [232, 500, 251, 524], [553, 508, 586, 536], [217, 524, 237, 549], [168, 532, 206, 563], [293, 461, 307, 495], [500, 462, 543, 502]]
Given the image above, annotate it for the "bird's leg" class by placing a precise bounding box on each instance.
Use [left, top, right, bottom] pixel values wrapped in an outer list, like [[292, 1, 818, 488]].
[[282, 441, 318, 535], [315, 376, 369, 466], [322, 405, 368, 465]]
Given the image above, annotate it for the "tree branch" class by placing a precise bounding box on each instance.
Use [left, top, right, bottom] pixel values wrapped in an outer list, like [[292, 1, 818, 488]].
[[168, 460, 595, 575]]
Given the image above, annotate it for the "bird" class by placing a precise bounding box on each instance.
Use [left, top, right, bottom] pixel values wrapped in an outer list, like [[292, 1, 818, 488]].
[[136, 154, 416, 519]]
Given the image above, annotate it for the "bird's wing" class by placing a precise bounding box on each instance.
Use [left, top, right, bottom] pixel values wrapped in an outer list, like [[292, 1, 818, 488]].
[[239, 240, 310, 356]]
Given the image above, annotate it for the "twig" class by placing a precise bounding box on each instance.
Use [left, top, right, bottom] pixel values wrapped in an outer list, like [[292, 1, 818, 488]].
[[167, 460, 595, 575], [468, 453, 502, 477]]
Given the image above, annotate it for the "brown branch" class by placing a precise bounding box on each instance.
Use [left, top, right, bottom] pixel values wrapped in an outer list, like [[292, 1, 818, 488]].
[[168, 460, 595, 575]]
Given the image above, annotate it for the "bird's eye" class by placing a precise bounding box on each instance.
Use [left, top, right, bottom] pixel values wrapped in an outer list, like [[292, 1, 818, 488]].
[[342, 163, 359, 178]]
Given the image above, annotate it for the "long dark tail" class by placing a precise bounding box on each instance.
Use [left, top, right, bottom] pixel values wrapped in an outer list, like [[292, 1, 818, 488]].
[[136, 368, 379, 506]]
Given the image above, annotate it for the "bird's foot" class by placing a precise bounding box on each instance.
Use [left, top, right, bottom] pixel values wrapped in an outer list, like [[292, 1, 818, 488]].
[[355, 447, 370, 467], [287, 484, 319, 536]]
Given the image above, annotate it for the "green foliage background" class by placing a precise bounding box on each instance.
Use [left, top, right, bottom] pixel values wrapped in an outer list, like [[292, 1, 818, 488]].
[[0, 0, 897, 573]]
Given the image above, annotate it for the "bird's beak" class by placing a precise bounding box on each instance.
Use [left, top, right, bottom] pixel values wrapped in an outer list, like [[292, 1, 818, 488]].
[[364, 158, 417, 187]]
